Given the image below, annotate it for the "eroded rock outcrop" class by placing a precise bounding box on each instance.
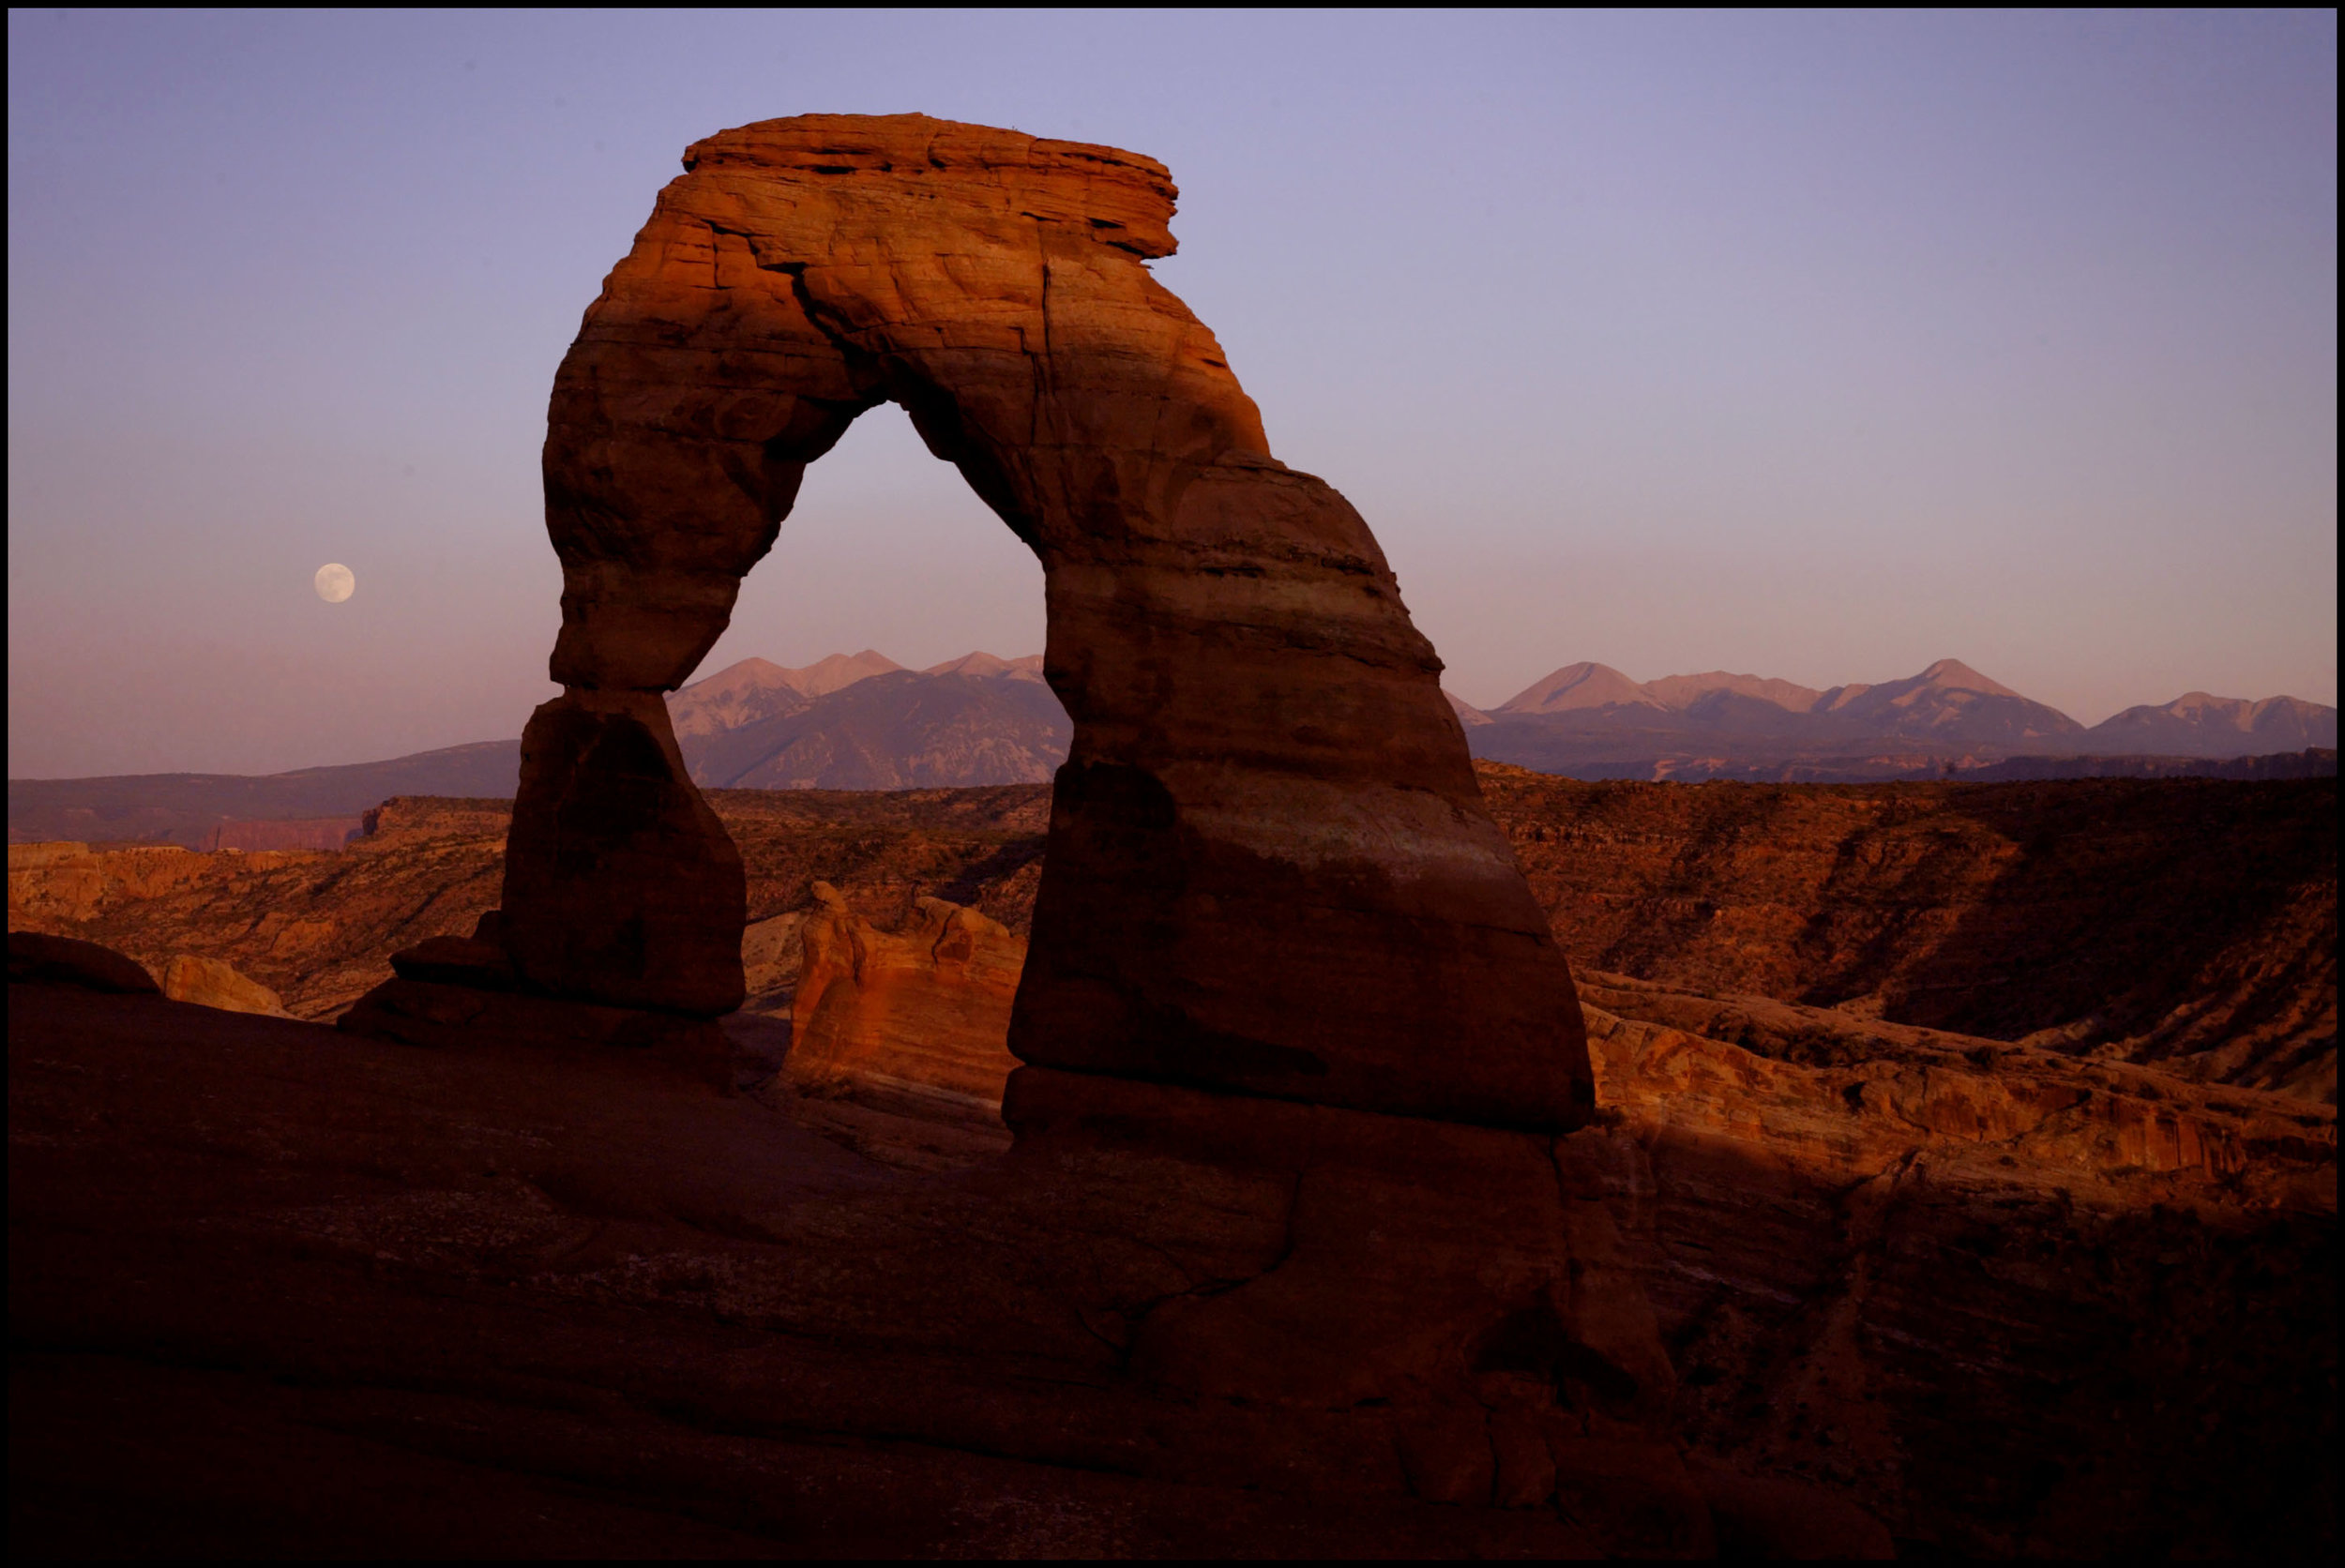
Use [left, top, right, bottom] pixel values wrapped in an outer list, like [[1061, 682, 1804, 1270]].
[[20, 774, 2337, 1099], [785, 883, 1021, 1105], [159, 954, 291, 1018], [8, 813, 509, 1021], [9, 841, 212, 926], [5, 794, 1053, 1023], [498, 113, 1589, 1132]]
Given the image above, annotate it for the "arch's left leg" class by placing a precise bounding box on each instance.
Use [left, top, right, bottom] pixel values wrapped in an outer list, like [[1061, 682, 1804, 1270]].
[[498, 219, 874, 1013]]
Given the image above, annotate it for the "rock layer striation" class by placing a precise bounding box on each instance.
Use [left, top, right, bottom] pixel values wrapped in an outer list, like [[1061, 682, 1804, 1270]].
[[786, 882, 1023, 1105]]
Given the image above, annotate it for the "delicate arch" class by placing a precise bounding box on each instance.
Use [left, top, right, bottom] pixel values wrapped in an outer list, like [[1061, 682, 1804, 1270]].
[[500, 114, 1592, 1132]]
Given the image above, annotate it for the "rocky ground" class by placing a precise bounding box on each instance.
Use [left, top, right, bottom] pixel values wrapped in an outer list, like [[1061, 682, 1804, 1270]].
[[9, 955, 2332, 1557], [8, 769, 2337, 1555], [19, 983, 1608, 1559]]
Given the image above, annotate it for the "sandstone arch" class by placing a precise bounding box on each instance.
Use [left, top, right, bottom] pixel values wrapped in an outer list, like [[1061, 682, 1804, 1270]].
[[503, 113, 1592, 1132]]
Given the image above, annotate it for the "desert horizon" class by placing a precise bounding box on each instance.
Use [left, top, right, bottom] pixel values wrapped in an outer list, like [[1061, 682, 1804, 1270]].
[[13, 643, 2337, 782], [11, 640, 2337, 785]]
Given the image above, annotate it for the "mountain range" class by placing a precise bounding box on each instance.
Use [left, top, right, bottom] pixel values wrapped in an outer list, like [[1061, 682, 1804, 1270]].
[[8, 654, 2333, 844], [673, 651, 1067, 791], [1450, 658, 2337, 780]]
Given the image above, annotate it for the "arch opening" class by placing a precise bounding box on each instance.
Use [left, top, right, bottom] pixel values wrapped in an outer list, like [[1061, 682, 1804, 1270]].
[[689, 400, 1050, 687]]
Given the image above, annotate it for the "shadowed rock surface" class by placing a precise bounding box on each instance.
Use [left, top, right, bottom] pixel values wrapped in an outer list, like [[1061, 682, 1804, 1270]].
[[7, 929, 159, 993], [10, 946, 2328, 1556], [1568, 977, 2335, 1555], [8, 973, 1726, 1559]]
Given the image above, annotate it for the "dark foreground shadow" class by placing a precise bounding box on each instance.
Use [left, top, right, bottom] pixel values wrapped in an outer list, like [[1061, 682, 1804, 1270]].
[[8, 981, 2333, 1558]]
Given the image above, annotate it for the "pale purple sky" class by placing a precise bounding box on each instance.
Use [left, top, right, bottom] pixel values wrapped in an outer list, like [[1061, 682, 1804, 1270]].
[[8, 9, 2336, 776]]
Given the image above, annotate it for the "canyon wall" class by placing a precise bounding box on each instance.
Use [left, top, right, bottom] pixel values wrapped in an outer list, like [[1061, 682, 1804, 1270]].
[[1478, 768, 2337, 1101], [1568, 981, 2334, 1554]]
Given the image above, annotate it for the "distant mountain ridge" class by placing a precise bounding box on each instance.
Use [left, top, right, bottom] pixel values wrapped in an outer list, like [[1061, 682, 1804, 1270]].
[[674, 656, 1064, 791], [5, 655, 1062, 844], [1452, 657, 2334, 776], [667, 650, 909, 739], [10, 655, 2333, 844], [2082, 691, 2336, 756]]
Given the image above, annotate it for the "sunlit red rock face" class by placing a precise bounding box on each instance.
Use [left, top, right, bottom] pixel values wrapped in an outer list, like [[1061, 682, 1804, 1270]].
[[508, 113, 1588, 1131], [786, 883, 1022, 1105], [157, 953, 289, 1017]]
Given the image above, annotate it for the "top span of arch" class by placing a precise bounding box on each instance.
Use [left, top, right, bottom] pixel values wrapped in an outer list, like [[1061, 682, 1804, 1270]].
[[546, 113, 1280, 692], [678, 113, 1184, 260]]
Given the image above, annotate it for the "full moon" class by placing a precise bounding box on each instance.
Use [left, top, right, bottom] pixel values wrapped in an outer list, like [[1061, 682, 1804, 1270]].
[[314, 563, 356, 603]]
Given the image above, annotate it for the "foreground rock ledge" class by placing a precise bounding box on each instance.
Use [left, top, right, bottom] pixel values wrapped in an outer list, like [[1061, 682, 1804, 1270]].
[[14, 982, 1921, 1558], [19, 971, 2335, 1555]]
